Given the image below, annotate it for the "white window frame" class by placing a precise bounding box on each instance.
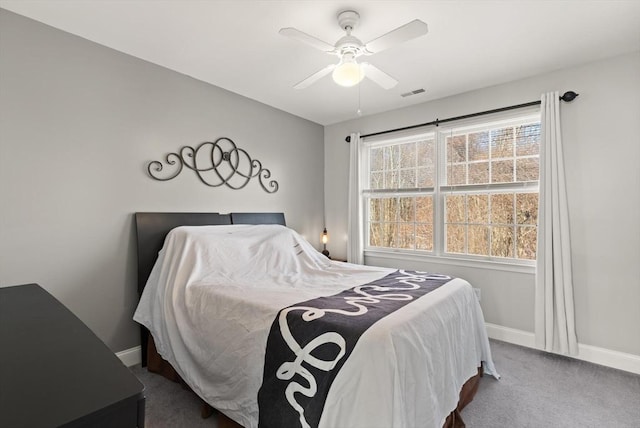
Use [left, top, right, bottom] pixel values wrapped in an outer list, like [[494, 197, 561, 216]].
[[361, 110, 540, 273]]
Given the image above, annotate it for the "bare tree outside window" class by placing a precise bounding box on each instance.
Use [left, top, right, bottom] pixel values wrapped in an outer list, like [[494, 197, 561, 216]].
[[364, 116, 540, 263]]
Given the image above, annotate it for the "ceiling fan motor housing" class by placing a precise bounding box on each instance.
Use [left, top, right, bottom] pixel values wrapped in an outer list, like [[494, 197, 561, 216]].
[[335, 35, 364, 57], [337, 10, 360, 32], [335, 11, 369, 57]]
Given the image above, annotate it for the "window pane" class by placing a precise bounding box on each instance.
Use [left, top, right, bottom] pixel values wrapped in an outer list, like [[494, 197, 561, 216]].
[[517, 226, 537, 259], [370, 171, 383, 189], [370, 147, 384, 171], [416, 196, 433, 223], [468, 194, 489, 224], [398, 197, 415, 222], [384, 145, 398, 170], [369, 222, 382, 247], [447, 135, 466, 163], [446, 195, 466, 223], [491, 127, 514, 158], [369, 198, 382, 222], [516, 124, 540, 156], [516, 193, 538, 225], [417, 166, 434, 187], [468, 131, 489, 161], [384, 170, 398, 188], [491, 193, 514, 224], [491, 226, 514, 258], [380, 197, 398, 222], [417, 139, 434, 167], [446, 224, 466, 254], [469, 162, 489, 184], [447, 164, 466, 185], [396, 223, 415, 249], [416, 223, 433, 251], [382, 222, 397, 247], [516, 157, 539, 181], [468, 225, 489, 256], [399, 142, 416, 168], [491, 159, 514, 183], [399, 169, 416, 188]]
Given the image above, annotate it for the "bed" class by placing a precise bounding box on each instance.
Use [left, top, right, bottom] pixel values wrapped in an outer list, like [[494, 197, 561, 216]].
[[133, 212, 498, 428]]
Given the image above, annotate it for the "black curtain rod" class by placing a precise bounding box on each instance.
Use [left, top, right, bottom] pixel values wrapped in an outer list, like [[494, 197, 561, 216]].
[[345, 90, 579, 142]]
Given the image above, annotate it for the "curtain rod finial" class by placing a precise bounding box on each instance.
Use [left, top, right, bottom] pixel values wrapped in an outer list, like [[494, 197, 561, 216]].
[[561, 91, 579, 102], [345, 136, 351, 143]]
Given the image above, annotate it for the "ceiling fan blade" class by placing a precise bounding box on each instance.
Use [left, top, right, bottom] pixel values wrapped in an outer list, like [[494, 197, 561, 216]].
[[279, 27, 336, 53], [293, 64, 336, 89], [361, 63, 398, 89], [364, 19, 428, 54]]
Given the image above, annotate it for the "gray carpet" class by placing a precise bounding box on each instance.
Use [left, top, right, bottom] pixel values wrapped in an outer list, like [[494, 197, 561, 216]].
[[130, 339, 640, 427], [463, 340, 640, 427]]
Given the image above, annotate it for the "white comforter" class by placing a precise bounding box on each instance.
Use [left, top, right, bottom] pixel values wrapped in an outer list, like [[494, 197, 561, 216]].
[[134, 224, 498, 428]]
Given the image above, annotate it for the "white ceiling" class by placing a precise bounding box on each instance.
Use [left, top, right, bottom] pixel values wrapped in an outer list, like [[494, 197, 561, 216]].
[[2, 1, 639, 125]]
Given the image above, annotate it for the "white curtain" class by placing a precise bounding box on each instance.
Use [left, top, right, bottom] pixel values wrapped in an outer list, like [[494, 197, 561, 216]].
[[347, 132, 364, 264], [535, 91, 578, 355]]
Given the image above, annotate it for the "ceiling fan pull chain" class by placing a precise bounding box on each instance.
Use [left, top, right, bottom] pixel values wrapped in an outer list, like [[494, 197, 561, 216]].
[[357, 80, 363, 116]]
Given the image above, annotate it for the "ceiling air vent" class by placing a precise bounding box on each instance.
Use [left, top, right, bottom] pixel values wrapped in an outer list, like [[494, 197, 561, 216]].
[[401, 88, 426, 98]]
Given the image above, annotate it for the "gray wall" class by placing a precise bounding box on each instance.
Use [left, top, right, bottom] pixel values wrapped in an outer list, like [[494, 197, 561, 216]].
[[324, 52, 640, 356], [0, 10, 324, 353]]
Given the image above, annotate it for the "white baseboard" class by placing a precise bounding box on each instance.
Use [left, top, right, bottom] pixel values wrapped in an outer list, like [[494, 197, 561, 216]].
[[576, 343, 640, 375], [116, 345, 141, 367], [485, 323, 536, 348], [485, 323, 640, 375]]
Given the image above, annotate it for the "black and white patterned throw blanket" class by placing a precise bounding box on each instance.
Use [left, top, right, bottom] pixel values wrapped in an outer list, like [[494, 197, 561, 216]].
[[257, 270, 453, 428]]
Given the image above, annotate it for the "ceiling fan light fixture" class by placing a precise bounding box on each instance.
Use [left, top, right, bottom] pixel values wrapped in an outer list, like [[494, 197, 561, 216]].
[[332, 55, 364, 87], [280, 10, 428, 90]]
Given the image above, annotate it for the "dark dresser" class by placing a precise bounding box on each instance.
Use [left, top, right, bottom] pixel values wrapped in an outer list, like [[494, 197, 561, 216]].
[[0, 283, 145, 428]]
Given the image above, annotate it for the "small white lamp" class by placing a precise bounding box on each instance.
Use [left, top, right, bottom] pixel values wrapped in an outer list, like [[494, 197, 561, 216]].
[[321, 228, 330, 258]]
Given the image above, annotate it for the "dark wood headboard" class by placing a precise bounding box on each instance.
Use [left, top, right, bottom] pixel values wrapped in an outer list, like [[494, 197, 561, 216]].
[[134, 212, 286, 295], [133, 211, 286, 364], [134, 212, 231, 297]]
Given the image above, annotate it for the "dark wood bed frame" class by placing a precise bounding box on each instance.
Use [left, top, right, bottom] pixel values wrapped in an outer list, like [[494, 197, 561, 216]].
[[133, 212, 480, 428]]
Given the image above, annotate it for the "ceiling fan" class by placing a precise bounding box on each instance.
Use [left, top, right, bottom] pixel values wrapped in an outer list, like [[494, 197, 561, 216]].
[[279, 10, 428, 90]]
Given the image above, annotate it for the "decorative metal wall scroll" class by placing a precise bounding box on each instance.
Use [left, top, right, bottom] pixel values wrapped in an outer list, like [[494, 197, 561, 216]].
[[147, 137, 279, 193]]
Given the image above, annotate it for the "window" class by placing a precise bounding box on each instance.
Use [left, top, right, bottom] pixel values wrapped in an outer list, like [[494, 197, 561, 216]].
[[363, 113, 540, 265]]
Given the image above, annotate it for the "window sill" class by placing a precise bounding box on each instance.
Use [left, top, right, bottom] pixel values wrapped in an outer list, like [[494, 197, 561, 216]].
[[363, 249, 536, 274]]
